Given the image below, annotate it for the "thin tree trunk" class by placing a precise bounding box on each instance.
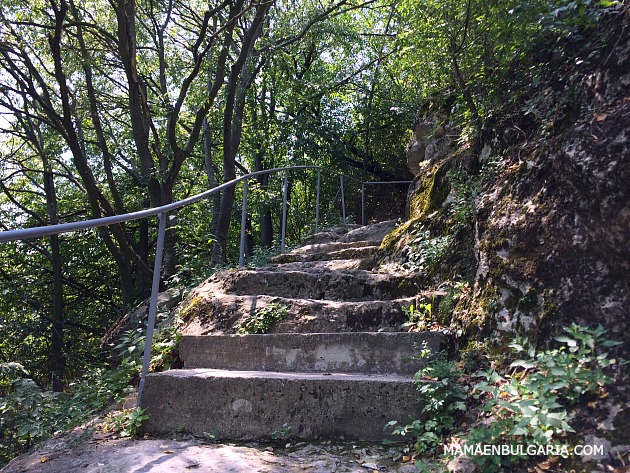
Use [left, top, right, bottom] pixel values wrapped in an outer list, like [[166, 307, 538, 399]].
[[254, 151, 274, 248], [204, 117, 222, 263], [42, 157, 65, 392]]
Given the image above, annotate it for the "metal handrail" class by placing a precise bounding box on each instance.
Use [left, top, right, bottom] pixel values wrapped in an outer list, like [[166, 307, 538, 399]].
[[0, 164, 410, 404]]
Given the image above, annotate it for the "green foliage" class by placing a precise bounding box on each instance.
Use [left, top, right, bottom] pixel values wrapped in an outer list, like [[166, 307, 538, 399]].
[[447, 155, 502, 230], [465, 324, 620, 471], [393, 325, 621, 471], [0, 359, 137, 465], [403, 223, 451, 274], [112, 311, 181, 372], [102, 408, 149, 438], [401, 302, 433, 332], [247, 244, 284, 269], [270, 423, 293, 441], [459, 340, 490, 374], [388, 351, 467, 454], [235, 303, 290, 334]]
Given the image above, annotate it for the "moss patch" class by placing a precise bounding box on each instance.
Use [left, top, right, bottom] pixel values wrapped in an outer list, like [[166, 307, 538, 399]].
[[178, 295, 205, 323]]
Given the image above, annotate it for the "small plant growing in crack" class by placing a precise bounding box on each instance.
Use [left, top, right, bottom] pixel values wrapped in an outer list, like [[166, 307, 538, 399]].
[[270, 423, 293, 441], [101, 408, 149, 438], [235, 303, 290, 334], [401, 301, 433, 332]]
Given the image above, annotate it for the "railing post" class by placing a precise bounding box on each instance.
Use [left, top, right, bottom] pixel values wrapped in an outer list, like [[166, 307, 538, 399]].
[[281, 169, 289, 252], [340, 175, 346, 224], [137, 211, 167, 406], [239, 179, 249, 267], [315, 169, 321, 234], [361, 182, 366, 226]]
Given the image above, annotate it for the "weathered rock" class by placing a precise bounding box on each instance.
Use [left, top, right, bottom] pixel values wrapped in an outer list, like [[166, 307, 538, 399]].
[[218, 269, 423, 301], [182, 292, 434, 335], [391, 10, 630, 350], [270, 241, 378, 264]]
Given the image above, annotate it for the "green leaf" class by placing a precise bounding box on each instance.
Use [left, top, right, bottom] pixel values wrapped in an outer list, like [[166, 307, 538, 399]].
[[510, 360, 536, 369], [555, 336, 577, 347]]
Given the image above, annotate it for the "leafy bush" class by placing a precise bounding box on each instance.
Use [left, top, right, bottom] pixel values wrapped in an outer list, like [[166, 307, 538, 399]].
[[0, 359, 137, 465], [100, 407, 149, 438], [465, 324, 621, 471], [235, 303, 290, 334], [401, 302, 434, 332], [388, 350, 467, 454], [403, 223, 451, 274], [395, 324, 622, 472]]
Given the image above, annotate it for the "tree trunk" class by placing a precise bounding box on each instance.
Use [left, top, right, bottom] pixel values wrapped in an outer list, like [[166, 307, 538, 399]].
[[42, 158, 65, 392], [204, 117, 222, 263], [254, 152, 274, 248], [214, 5, 268, 263]]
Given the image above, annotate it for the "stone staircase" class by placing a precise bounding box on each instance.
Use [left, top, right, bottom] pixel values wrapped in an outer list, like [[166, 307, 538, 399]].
[[140, 220, 443, 441]]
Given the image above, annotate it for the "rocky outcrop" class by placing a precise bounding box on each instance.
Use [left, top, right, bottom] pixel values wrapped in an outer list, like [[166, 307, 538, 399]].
[[406, 104, 458, 176], [387, 9, 630, 349], [460, 11, 630, 346]]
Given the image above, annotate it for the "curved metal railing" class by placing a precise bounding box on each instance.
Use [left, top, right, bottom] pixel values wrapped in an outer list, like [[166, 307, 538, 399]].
[[0, 165, 411, 403]]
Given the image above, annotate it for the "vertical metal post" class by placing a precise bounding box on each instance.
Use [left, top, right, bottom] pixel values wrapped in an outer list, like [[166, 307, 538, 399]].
[[340, 175, 346, 224], [361, 182, 366, 226], [281, 169, 289, 253], [137, 211, 167, 406], [315, 169, 321, 234], [239, 179, 249, 267]]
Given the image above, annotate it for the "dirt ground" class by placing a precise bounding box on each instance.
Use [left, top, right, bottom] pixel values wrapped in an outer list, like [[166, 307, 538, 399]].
[[1, 420, 420, 473]]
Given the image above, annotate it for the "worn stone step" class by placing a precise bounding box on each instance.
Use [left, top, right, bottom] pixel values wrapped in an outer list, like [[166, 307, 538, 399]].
[[266, 257, 376, 272], [297, 220, 396, 247], [140, 368, 425, 441], [271, 241, 379, 264], [340, 219, 398, 243], [181, 292, 433, 335], [180, 332, 442, 374], [219, 269, 424, 301]]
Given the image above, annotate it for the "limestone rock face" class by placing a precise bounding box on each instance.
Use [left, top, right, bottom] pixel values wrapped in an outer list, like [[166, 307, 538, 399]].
[[394, 10, 630, 347], [406, 141, 427, 176], [406, 110, 457, 176], [464, 13, 630, 345]]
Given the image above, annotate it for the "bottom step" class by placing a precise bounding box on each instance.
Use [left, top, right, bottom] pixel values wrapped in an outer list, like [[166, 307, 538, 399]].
[[140, 369, 424, 441]]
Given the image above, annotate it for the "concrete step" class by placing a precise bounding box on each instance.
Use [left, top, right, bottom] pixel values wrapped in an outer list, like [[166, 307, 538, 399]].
[[219, 269, 424, 301], [139, 368, 425, 441], [180, 332, 442, 374]]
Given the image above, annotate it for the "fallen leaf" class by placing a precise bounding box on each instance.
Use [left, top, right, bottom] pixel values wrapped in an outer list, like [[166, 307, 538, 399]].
[[164, 450, 174, 454], [40, 457, 47, 463]]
